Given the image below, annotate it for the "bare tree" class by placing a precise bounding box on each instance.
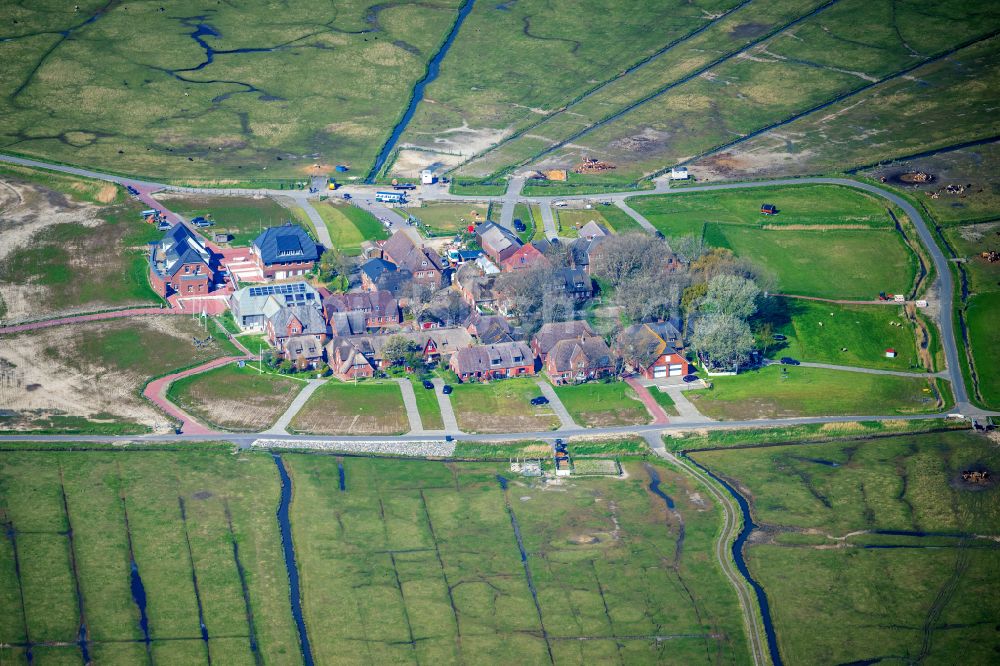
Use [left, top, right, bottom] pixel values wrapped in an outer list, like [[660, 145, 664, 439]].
[[692, 314, 756, 371], [591, 233, 664, 288], [702, 274, 760, 320]]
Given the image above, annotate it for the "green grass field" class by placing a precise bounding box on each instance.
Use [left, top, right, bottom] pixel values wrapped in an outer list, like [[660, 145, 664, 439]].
[[315, 200, 388, 254], [153, 194, 293, 247], [649, 387, 680, 416], [286, 454, 748, 663], [687, 365, 945, 420], [552, 381, 651, 426], [626, 185, 916, 299], [404, 202, 488, 234], [289, 380, 408, 435], [449, 377, 559, 433], [409, 378, 444, 431], [167, 364, 305, 432], [0, 447, 300, 664], [966, 292, 1000, 409], [0, 445, 751, 664], [691, 430, 1000, 664], [760, 299, 924, 370]]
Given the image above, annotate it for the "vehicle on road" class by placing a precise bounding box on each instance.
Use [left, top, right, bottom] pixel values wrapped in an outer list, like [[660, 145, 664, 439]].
[[422, 380, 434, 389], [530, 396, 549, 405], [393, 183, 416, 190], [553, 201, 567, 207], [682, 374, 699, 383], [126, 185, 140, 197], [442, 384, 453, 394], [342, 193, 352, 200], [780, 357, 801, 366]]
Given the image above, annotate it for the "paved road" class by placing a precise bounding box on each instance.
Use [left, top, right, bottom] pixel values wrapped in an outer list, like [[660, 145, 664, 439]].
[[614, 198, 657, 234], [431, 378, 460, 432], [538, 201, 557, 239], [535, 380, 578, 430], [265, 378, 323, 435], [395, 378, 425, 434], [763, 359, 948, 378], [498, 176, 524, 230]]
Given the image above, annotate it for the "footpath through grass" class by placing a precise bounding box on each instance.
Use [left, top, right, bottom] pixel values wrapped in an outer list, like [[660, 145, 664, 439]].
[[687, 365, 946, 420], [167, 364, 305, 432], [691, 430, 1000, 665], [552, 381, 651, 426]]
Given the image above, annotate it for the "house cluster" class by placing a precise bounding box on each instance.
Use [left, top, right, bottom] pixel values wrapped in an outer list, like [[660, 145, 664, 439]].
[[154, 213, 691, 384], [149, 221, 321, 298]]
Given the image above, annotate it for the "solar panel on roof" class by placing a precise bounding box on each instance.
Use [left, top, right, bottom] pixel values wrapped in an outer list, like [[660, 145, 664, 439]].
[[248, 283, 308, 297]]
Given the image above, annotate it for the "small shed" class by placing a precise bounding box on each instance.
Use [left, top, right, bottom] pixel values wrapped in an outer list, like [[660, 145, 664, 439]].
[[670, 166, 689, 180], [761, 203, 778, 215], [885, 348, 897, 358], [213, 232, 231, 243], [420, 169, 436, 185]]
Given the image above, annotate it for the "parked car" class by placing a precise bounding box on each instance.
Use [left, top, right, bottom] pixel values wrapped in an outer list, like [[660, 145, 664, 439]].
[[513, 218, 526, 232], [442, 385, 453, 395], [530, 396, 549, 405], [342, 193, 352, 200], [422, 379, 434, 389], [126, 185, 140, 197], [682, 374, 699, 383], [780, 357, 801, 366], [772, 333, 787, 341], [191, 216, 213, 227]]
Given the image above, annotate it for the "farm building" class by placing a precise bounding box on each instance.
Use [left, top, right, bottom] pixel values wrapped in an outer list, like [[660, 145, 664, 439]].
[[251, 223, 320, 280], [669, 167, 689, 180]]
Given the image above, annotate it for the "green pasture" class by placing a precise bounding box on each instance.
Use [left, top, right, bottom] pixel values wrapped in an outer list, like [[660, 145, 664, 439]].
[[0, 448, 299, 664], [759, 299, 923, 370], [0, 0, 464, 180], [629, 185, 891, 234], [554, 207, 641, 238], [448, 377, 559, 433], [289, 380, 408, 435], [691, 430, 1000, 664], [533, 0, 1000, 179], [687, 365, 945, 420], [552, 381, 651, 427], [967, 292, 1000, 409], [285, 454, 748, 664], [404, 202, 488, 234], [167, 363, 305, 432], [692, 36, 1000, 180], [451, 437, 650, 460], [707, 225, 914, 300], [316, 200, 387, 254], [942, 223, 1000, 296], [154, 194, 292, 247]]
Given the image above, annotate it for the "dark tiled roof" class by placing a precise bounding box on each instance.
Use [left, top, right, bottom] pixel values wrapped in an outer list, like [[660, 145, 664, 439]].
[[382, 230, 443, 273], [532, 321, 595, 357], [253, 224, 319, 265], [547, 336, 612, 373], [360, 257, 397, 282], [450, 341, 533, 375], [150, 223, 213, 279]]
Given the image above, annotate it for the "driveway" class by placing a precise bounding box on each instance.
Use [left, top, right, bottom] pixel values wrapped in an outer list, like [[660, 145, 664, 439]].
[[535, 380, 578, 430]]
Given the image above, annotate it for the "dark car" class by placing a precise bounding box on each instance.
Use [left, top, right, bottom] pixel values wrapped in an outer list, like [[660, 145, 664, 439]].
[[191, 216, 213, 227], [655, 230, 666, 239], [422, 380, 434, 389], [772, 333, 787, 341], [513, 218, 526, 232], [530, 396, 549, 406], [682, 374, 699, 383], [442, 384, 453, 395], [126, 185, 140, 197], [780, 357, 801, 366], [342, 193, 352, 200]]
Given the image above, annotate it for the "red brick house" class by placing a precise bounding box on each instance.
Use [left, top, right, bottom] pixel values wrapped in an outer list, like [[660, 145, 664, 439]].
[[619, 321, 690, 379], [265, 304, 328, 347], [531, 321, 596, 362], [544, 335, 614, 385], [148, 224, 218, 297], [251, 223, 320, 280], [449, 341, 535, 382], [380, 231, 444, 290], [476, 221, 522, 264], [500, 242, 549, 272], [323, 290, 400, 333], [326, 337, 377, 380]]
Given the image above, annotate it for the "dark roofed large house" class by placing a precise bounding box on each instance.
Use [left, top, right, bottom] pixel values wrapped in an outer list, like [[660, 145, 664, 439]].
[[380, 230, 444, 289], [476, 221, 523, 264], [449, 341, 535, 382], [544, 335, 614, 385], [252, 223, 320, 280], [531, 321, 597, 361], [148, 223, 218, 298], [323, 290, 400, 332]]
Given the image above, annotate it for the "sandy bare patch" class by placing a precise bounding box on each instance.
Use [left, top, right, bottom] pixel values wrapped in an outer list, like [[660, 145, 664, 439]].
[[392, 123, 511, 176], [390, 149, 467, 177], [0, 316, 221, 433]]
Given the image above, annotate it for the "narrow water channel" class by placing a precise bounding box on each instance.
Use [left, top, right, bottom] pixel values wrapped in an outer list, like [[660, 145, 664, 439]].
[[338, 461, 346, 492], [687, 458, 783, 666], [645, 465, 675, 508], [366, 0, 476, 181], [272, 454, 314, 666]]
